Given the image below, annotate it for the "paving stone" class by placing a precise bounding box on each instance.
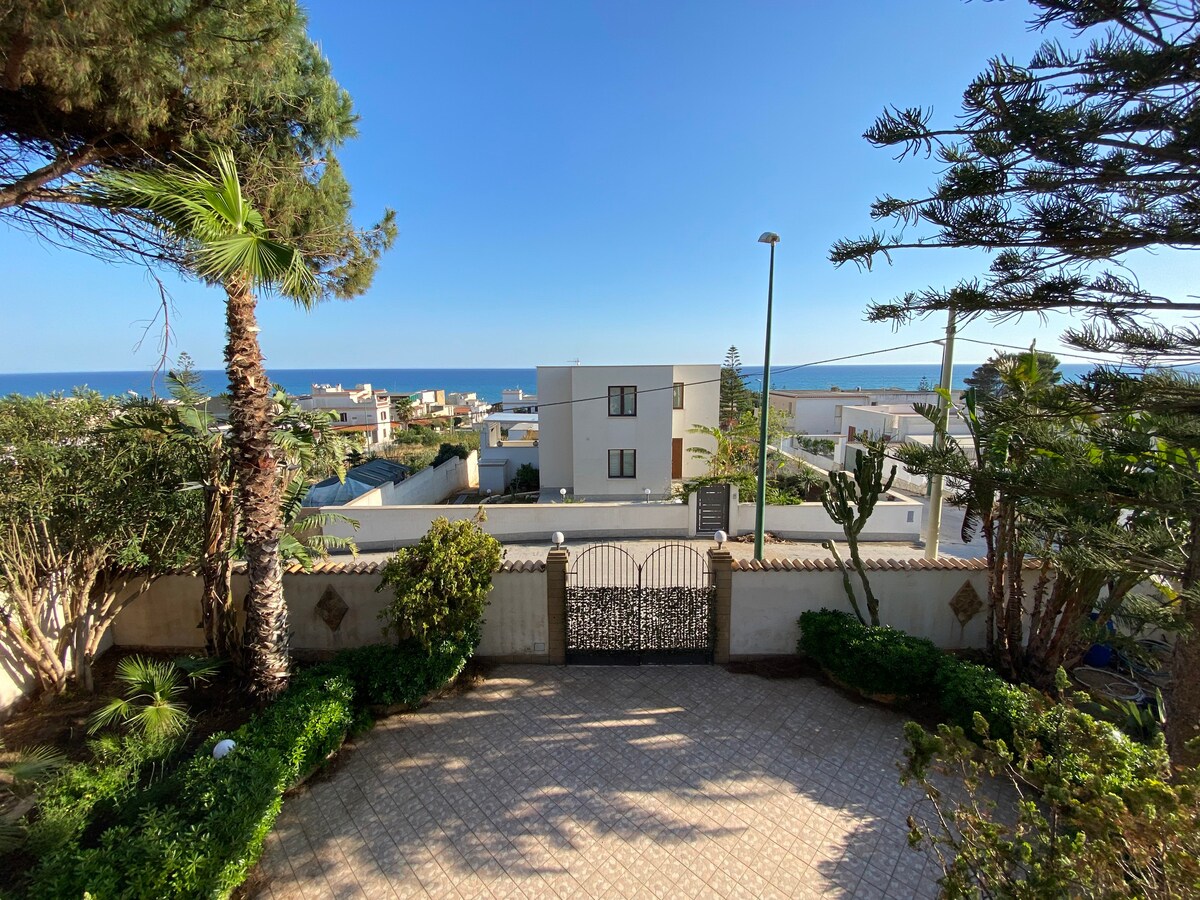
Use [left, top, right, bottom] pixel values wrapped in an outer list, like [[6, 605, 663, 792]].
[[255, 666, 943, 898]]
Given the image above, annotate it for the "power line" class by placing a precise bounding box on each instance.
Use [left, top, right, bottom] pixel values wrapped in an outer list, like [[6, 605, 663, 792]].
[[954, 336, 1186, 368], [522, 339, 946, 411]]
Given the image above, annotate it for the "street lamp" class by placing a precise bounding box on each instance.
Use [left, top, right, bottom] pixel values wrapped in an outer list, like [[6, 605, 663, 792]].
[[754, 231, 780, 561]]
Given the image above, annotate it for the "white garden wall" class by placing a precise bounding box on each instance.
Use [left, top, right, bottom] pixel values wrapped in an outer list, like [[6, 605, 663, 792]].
[[727, 560, 993, 656], [111, 561, 548, 661], [729, 496, 922, 541]]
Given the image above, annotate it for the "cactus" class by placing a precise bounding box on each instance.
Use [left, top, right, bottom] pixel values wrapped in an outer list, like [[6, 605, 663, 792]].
[[821, 437, 896, 626]]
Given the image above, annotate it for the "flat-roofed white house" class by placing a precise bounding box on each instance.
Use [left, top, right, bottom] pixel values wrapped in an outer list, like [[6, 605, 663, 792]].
[[536, 365, 719, 500], [298, 383, 392, 446], [769, 388, 947, 437]]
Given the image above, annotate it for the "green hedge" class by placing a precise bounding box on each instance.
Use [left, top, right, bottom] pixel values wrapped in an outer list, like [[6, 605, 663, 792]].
[[798, 609, 1031, 742], [797, 608, 943, 700], [21, 635, 476, 899], [935, 657, 1032, 745]]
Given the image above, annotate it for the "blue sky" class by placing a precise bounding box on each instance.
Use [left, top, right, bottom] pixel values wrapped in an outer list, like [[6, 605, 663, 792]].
[[2, 1, 1193, 372]]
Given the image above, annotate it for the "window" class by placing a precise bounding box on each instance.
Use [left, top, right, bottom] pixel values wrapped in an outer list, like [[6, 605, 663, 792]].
[[608, 449, 636, 478], [672, 382, 684, 409], [380, 411, 387, 421], [608, 385, 637, 416], [339, 413, 348, 423]]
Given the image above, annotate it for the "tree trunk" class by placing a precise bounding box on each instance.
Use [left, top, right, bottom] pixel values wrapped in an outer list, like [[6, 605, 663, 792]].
[[224, 276, 290, 702], [1168, 516, 1200, 767]]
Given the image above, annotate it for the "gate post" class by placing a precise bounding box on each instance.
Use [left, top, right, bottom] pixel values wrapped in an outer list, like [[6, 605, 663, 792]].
[[546, 548, 569, 665], [708, 548, 733, 664]]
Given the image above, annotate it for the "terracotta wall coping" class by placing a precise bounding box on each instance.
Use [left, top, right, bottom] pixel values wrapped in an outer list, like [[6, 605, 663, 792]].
[[730, 557, 1043, 573]]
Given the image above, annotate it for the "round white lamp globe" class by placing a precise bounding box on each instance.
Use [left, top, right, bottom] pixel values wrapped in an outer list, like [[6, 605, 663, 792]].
[[552, 531, 565, 548], [213, 738, 237, 759], [714, 530, 728, 548]]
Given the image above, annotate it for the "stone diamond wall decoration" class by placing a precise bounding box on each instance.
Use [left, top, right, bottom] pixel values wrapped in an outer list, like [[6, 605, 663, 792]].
[[316, 585, 349, 632], [949, 580, 984, 626]]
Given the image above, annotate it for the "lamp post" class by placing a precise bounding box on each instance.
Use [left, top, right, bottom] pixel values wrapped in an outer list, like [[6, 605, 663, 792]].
[[754, 232, 780, 561]]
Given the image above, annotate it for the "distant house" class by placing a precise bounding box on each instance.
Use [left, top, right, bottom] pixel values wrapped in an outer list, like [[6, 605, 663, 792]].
[[501, 388, 538, 413], [537, 364, 718, 500], [769, 388, 949, 437], [303, 458, 410, 506], [476, 412, 540, 495], [298, 383, 393, 446]]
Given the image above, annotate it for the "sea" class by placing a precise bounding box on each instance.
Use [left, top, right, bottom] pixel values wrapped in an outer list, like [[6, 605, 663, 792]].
[[0, 363, 1103, 401]]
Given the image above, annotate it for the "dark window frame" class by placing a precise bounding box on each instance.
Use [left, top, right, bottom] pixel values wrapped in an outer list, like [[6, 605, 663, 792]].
[[608, 449, 636, 478], [672, 382, 684, 409], [608, 385, 637, 417]]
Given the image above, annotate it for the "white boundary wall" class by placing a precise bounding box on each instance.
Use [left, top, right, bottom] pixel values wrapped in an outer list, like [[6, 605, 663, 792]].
[[111, 564, 548, 661], [347, 452, 479, 508], [729, 565, 991, 656], [728, 496, 922, 541], [320, 495, 923, 550]]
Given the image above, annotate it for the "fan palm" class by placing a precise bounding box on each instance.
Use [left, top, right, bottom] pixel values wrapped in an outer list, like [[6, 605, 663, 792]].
[[88, 150, 319, 701]]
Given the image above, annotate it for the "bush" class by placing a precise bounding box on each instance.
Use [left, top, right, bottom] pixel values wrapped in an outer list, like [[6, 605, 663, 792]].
[[430, 442, 470, 468], [377, 515, 502, 649], [23, 732, 183, 858], [797, 609, 942, 700], [509, 463, 539, 493], [935, 657, 1033, 745], [20, 633, 479, 899], [903, 678, 1199, 897]]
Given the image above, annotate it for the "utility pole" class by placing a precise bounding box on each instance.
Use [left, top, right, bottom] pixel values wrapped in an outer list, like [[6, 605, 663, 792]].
[[924, 306, 957, 561]]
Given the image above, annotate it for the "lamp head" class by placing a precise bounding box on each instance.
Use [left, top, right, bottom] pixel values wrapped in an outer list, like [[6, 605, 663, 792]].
[[714, 529, 728, 549], [758, 232, 780, 245], [552, 531, 564, 549]]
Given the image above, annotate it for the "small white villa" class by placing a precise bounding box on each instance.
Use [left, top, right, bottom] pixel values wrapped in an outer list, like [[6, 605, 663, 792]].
[[298, 383, 393, 446], [536, 364, 719, 500]]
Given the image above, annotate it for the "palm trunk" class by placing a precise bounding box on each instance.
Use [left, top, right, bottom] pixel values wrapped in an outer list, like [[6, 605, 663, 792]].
[[224, 275, 289, 702]]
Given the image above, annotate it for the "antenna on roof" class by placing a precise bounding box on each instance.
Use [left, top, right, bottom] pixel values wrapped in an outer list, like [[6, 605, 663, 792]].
[[568, 358, 580, 366]]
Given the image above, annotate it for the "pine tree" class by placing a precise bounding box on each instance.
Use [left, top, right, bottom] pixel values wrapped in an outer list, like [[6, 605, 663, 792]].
[[831, 0, 1200, 764], [720, 346, 754, 428]]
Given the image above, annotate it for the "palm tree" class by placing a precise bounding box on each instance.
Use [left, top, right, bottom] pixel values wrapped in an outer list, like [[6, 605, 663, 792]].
[[89, 151, 320, 701]]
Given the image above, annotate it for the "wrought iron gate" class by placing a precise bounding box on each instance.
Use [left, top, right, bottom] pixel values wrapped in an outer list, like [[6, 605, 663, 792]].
[[565, 543, 715, 665]]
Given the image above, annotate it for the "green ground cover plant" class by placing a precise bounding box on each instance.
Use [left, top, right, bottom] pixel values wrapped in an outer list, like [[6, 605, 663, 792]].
[[8, 517, 501, 898]]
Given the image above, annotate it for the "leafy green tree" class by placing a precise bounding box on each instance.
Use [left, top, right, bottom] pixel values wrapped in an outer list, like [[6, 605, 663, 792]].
[[0, 393, 201, 693], [430, 443, 470, 469], [116, 363, 357, 666], [89, 150, 390, 701], [830, 0, 1200, 763], [821, 437, 897, 626], [964, 350, 1062, 405], [720, 346, 754, 428], [0, 0, 395, 275], [900, 381, 1182, 688], [376, 515, 503, 651]]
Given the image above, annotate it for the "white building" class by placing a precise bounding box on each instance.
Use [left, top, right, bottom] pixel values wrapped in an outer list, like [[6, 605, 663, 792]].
[[770, 388, 947, 437], [536, 365, 719, 500], [299, 383, 392, 446], [447, 391, 491, 424], [501, 388, 538, 413]]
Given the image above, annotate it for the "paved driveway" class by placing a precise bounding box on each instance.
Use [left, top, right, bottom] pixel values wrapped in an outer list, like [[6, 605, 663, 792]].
[[256, 667, 942, 899]]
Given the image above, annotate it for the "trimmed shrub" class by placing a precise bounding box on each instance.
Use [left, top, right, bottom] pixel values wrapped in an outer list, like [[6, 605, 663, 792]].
[[20, 632, 479, 899], [27, 668, 356, 898], [935, 657, 1033, 745], [336, 633, 477, 708], [798, 609, 942, 700]]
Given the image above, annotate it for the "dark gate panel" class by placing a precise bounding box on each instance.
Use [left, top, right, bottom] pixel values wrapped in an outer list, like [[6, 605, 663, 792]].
[[565, 543, 715, 665], [696, 484, 730, 534]]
